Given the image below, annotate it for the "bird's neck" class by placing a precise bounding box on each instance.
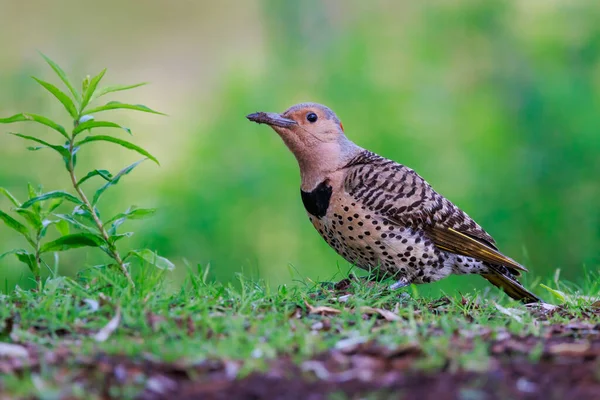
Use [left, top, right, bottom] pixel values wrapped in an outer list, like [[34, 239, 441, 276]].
[[289, 136, 363, 191]]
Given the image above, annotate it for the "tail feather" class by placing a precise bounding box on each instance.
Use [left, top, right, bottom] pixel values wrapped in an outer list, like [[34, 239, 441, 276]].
[[482, 266, 540, 303]]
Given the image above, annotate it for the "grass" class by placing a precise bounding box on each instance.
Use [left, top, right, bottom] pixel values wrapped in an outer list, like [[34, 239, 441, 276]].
[[0, 266, 599, 399]]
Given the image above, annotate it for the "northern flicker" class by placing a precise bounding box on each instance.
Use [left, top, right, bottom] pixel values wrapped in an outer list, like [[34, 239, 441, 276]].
[[247, 103, 539, 303]]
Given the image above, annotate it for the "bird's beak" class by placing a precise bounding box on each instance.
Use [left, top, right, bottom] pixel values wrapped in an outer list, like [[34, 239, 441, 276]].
[[246, 112, 297, 128]]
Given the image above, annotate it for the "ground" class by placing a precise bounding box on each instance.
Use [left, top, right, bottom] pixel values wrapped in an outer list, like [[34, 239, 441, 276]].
[[0, 267, 599, 400]]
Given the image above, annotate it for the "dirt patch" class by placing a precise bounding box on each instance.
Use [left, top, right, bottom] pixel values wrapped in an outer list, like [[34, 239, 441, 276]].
[[2, 291, 599, 399], [1, 325, 599, 400], [184, 361, 599, 400], [150, 330, 600, 400]]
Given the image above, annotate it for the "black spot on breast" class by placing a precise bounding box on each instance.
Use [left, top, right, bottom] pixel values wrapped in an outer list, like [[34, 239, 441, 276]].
[[301, 180, 332, 219]]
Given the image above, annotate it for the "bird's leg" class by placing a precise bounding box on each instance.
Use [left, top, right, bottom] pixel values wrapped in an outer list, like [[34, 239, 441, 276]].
[[389, 277, 412, 290]]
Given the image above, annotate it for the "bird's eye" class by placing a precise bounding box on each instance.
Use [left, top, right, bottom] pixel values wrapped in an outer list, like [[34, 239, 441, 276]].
[[306, 112, 318, 123]]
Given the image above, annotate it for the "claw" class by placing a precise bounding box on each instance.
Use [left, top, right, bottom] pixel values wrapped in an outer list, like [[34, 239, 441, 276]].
[[389, 278, 411, 290]]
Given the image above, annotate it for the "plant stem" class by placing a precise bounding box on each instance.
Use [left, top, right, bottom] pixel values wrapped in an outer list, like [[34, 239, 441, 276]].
[[34, 245, 42, 292], [67, 139, 135, 288]]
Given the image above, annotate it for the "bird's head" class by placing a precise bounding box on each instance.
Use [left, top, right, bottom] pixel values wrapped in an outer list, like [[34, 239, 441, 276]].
[[247, 103, 361, 181]]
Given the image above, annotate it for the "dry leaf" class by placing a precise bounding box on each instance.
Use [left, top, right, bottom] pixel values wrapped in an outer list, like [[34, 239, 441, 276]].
[[288, 307, 303, 320], [301, 361, 331, 380], [525, 302, 558, 313], [516, 377, 538, 393], [83, 298, 99, 312], [0, 342, 28, 358], [186, 315, 195, 337], [564, 322, 596, 331], [333, 294, 352, 303], [97, 293, 113, 308], [360, 306, 402, 321], [146, 376, 177, 395], [548, 341, 592, 356], [311, 321, 325, 331], [94, 307, 121, 342], [304, 300, 341, 315], [146, 312, 167, 331], [335, 336, 368, 351]]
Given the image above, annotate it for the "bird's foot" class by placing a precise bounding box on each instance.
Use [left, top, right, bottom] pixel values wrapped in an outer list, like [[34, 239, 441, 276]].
[[389, 278, 411, 290]]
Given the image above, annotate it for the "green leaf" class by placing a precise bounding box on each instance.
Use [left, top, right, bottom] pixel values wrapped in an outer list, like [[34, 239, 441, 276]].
[[76, 136, 158, 164], [27, 183, 42, 215], [39, 52, 81, 103], [40, 233, 105, 253], [8, 133, 70, 158], [0, 249, 37, 275], [14, 208, 43, 231], [22, 191, 83, 209], [539, 284, 567, 303], [73, 120, 131, 137], [16, 251, 39, 275], [0, 113, 69, 139], [39, 219, 52, 238], [69, 150, 78, 171], [92, 159, 146, 205], [109, 232, 134, 244], [0, 210, 30, 237], [32, 77, 78, 119], [76, 169, 113, 187], [127, 249, 174, 270], [46, 198, 64, 214], [55, 219, 70, 236], [72, 205, 99, 224], [93, 82, 147, 99], [27, 183, 41, 197], [0, 210, 34, 246], [80, 69, 107, 111], [0, 249, 28, 260], [0, 188, 21, 207], [82, 75, 91, 94], [84, 101, 165, 116], [54, 213, 98, 234], [107, 208, 156, 235], [105, 208, 156, 226]]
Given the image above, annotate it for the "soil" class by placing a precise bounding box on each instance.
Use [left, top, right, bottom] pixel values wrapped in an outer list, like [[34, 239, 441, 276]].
[[1, 321, 599, 400], [1, 291, 599, 400]]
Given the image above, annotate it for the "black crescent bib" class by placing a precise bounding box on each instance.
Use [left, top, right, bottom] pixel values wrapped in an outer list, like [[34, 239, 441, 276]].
[[300, 180, 332, 219]]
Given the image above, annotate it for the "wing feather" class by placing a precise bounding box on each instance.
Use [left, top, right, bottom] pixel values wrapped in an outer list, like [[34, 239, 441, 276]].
[[343, 151, 528, 275], [425, 226, 528, 272]]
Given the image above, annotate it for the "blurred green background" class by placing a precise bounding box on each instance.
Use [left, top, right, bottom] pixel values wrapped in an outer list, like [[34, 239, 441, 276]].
[[1, 0, 598, 294]]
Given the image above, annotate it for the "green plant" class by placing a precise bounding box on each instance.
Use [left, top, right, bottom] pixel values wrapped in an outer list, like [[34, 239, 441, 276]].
[[0, 53, 173, 289], [0, 184, 67, 289]]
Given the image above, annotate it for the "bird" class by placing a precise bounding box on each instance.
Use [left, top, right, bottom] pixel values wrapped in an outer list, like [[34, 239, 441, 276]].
[[246, 103, 539, 303]]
